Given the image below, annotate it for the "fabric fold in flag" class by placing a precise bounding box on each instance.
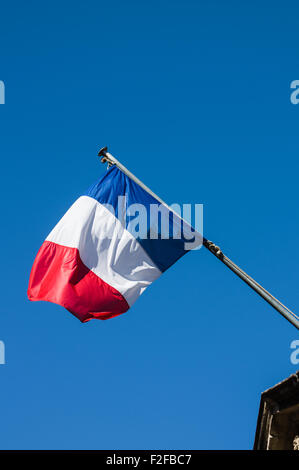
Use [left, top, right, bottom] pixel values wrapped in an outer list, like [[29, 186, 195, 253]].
[[28, 166, 202, 322]]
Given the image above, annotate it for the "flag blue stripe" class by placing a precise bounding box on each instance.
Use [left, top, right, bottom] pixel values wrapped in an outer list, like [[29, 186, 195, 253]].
[[83, 166, 198, 272]]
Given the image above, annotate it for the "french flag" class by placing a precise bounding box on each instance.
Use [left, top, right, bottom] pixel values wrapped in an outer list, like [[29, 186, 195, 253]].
[[28, 165, 202, 322]]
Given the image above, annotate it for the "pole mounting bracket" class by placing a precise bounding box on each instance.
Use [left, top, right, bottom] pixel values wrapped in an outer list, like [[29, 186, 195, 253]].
[[204, 239, 223, 258]]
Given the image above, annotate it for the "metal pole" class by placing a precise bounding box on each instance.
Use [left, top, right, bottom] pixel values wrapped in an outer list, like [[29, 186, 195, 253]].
[[98, 147, 299, 331]]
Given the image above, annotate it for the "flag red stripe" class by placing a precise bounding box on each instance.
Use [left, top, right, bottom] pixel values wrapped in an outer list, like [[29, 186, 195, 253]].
[[27, 241, 129, 322]]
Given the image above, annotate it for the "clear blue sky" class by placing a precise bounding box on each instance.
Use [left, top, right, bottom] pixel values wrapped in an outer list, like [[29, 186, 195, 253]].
[[0, 0, 298, 450]]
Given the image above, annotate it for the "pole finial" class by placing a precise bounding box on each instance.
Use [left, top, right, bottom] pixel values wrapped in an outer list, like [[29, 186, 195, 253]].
[[98, 146, 115, 168], [98, 146, 108, 161], [98, 146, 108, 157]]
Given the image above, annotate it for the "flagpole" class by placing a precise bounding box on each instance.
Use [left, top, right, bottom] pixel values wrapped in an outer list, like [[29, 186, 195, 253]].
[[98, 147, 299, 331]]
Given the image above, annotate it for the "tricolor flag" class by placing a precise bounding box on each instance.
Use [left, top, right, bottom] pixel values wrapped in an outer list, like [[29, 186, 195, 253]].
[[28, 166, 202, 322]]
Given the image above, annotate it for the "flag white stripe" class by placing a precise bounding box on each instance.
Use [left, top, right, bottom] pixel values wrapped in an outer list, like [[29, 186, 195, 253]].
[[46, 196, 162, 306]]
